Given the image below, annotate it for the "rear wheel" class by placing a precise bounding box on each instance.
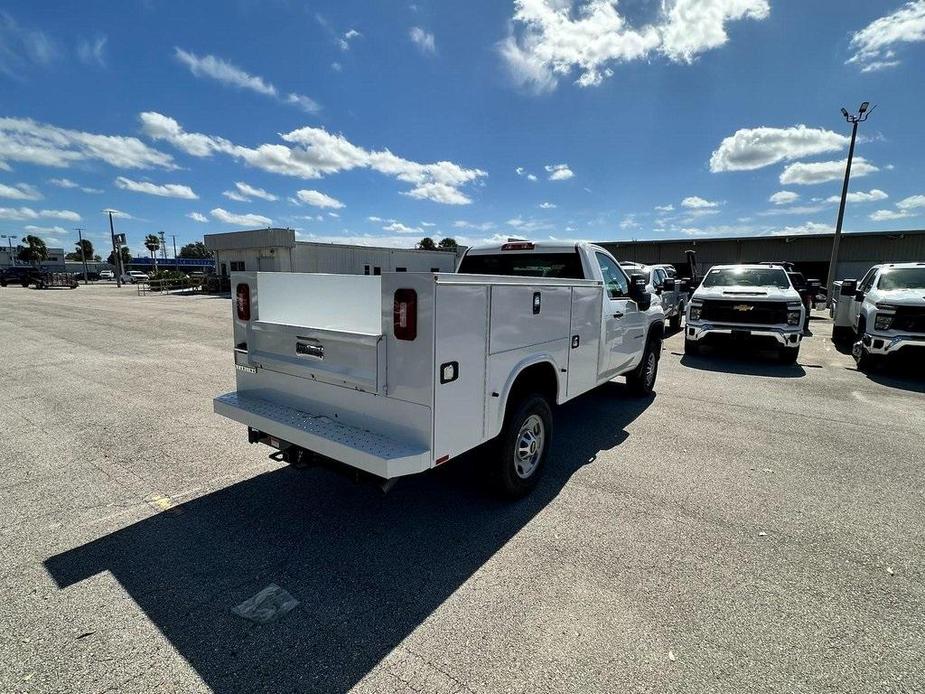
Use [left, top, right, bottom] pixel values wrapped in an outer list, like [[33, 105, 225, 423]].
[[626, 334, 661, 396], [495, 395, 552, 498]]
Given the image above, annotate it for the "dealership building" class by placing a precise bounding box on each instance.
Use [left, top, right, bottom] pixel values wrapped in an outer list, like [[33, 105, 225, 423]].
[[203, 228, 458, 276], [601, 228, 925, 281], [0, 246, 66, 269]]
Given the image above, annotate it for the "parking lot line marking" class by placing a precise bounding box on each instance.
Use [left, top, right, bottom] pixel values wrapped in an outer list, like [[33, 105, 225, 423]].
[[147, 494, 182, 514]]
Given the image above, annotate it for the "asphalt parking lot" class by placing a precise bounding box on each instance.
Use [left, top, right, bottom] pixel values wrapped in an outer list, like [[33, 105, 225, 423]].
[[1, 283, 923, 694]]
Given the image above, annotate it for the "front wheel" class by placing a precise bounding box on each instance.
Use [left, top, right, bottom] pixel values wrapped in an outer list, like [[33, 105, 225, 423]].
[[495, 395, 553, 498], [779, 345, 800, 364], [853, 340, 879, 373], [626, 335, 661, 396]]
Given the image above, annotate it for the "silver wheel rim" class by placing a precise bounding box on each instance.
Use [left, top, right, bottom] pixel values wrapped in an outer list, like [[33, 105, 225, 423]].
[[514, 414, 545, 479], [645, 351, 657, 387]]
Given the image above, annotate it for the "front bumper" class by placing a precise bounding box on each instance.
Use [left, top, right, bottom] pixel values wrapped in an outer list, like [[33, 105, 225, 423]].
[[686, 323, 803, 346], [861, 332, 925, 355]]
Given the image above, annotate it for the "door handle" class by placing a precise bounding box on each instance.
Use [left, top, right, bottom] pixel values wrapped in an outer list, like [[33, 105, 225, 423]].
[[612, 311, 624, 319]]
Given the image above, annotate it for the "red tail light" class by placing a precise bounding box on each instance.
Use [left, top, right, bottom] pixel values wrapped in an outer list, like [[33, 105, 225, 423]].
[[501, 241, 535, 251], [236, 283, 251, 321], [393, 288, 417, 341]]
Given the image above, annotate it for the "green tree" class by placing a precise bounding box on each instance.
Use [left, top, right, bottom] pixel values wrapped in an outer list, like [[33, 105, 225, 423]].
[[144, 234, 161, 272], [438, 237, 458, 250], [418, 237, 436, 250], [178, 241, 212, 259], [106, 246, 132, 267], [66, 239, 94, 261], [17, 235, 47, 266]]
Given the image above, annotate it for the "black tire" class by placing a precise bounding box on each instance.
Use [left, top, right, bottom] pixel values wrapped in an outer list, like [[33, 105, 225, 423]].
[[779, 345, 800, 364], [669, 310, 682, 331], [0, 280, 6, 287], [832, 325, 853, 344], [21, 280, 29, 288], [853, 340, 879, 373], [495, 394, 553, 498], [626, 334, 661, 396], [684, 336, 700, 356]]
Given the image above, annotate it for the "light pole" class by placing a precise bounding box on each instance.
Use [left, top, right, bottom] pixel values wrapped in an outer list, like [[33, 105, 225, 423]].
[[170, 234, 178, 272], [105, 209, 124, 288], [75, 227, 90, 284], [826, 101, 875, 306]]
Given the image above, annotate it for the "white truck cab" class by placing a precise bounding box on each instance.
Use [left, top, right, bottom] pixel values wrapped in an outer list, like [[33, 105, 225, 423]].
[[213, 241, 664, 496], [837, 262, 925, 370], [685, 264, 805, 363]]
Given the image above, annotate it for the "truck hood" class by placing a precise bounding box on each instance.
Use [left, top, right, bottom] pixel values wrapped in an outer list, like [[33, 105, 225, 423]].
[[692, 286, 801, 303], [870, 288, 925, 307]]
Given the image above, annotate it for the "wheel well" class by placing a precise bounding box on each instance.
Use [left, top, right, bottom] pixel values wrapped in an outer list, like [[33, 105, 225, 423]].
[[507, 362, 558, 410], [648, 321, 665, 343]]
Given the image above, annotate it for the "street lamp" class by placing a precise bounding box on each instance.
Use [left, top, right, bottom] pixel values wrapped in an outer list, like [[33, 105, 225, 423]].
[[103, 209, 125, 288], [826, 101, 876, 305]]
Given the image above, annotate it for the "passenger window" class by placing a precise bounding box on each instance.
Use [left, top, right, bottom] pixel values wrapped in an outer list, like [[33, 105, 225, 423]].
[[654, 269, 666, 286], [858, 268, 875, 292], [595, 253, 629, 299]]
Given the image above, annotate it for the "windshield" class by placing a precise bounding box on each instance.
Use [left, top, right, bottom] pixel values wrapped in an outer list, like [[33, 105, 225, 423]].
[[878, 268, 925, 290], [702, 267, 791, 289], [458, 252, 583, 279]]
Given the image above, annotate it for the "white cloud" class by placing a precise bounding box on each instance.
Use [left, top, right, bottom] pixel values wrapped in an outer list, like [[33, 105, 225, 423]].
[[681, 196, 719, 209], [174, 47, 320, 114], [710, 125, 848, 172], [0, 182, 41, 200], [140, 112, 486, 205], [897, 194, 925, 210], [222, 190, 249, 202], [848, 1, 925, 72], [230, 181, 278, 201], [757, 204, 826, 216], [23, 224, 67, 234], [421, 221, 436, 227], [0, 10, 59, 78], [295, 189, 344, 209], [0, 206, 80, 221], [770, 221, 834, 236], [0, 116, 174, 170], [527, 174, 537, 181], [780, 157, 878, 185], [538, 202, 556, 209], [824, 189, 888, 204], [410, 27, 436, 54], [870, 209, 912, 222], [48, 177, 78, 188], [383, 221, 422, 234], [499, 0, 769, 92], [654, 203, 674, 212], [337, 29, 362, 51], [769, 190, 799, 205], [115, 176, 198, 199], [210, 208, 271, 226], [187, 212, 208, 223], [77, 35, 107, 67], [331, 61, 342, 72], [453, 220, 496, 231], [619, 215, 640, 230], [102, 208, 133, 220], [545, 163, 574, 181]]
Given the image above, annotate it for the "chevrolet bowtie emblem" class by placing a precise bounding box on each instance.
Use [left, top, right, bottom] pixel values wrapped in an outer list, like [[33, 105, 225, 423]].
[[733, 304, 753, 312]]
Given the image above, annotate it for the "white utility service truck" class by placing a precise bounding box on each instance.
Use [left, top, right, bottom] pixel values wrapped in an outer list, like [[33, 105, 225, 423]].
[[214, 241, 664, 496]]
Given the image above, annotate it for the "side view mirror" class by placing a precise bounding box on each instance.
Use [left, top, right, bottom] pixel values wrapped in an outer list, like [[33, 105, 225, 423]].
[[854, 290, 865, 301], [840, 279, 857, 296], [628, 274, 652, 311], [662, 277, 676, 291]]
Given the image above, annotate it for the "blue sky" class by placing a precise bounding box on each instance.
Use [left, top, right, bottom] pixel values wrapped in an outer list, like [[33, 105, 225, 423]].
[[1, 0, 924, 254]]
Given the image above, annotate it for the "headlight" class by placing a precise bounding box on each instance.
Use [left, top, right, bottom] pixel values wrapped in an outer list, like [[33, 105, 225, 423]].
[[689, 303, 702, 321], [875, 313, 894, 331], [787, 310, 801, 326]]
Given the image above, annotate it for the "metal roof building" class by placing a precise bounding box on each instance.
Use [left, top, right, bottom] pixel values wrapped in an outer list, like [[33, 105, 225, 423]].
[[203, 228, 458, 276], [601, 229, 925, 281]]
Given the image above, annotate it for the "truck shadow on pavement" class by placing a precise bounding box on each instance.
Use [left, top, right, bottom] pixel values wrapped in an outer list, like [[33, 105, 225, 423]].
[[679, 350, 807, 378], [44, 383, 648, 694]]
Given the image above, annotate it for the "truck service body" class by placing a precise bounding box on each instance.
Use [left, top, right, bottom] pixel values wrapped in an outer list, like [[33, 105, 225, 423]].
[[214, 241, 664, 494]]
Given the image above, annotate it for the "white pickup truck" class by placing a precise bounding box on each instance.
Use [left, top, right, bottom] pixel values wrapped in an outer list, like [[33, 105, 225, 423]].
[[214, 241, 665, 496], [831, 262, 925, 370], [684, 264, 806, 363]]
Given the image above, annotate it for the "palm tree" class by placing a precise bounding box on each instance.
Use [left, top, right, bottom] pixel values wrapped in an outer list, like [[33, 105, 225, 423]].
[[17, 235, 47, 266], [144, 234, 161, 272]]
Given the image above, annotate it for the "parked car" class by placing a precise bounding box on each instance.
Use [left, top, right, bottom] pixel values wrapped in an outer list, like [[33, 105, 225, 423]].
[[0, 266, 42, 287], [835, 262, 925, 371], [622, 263, 685, 330], [215, 241, 664, 497], [685, 264, 806, 363], [121, 270, 150, 284], [98, 269, 115, 280]]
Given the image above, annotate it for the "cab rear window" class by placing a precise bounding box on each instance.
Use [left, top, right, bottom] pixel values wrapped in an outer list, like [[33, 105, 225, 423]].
[[458, 252, 583, 279]]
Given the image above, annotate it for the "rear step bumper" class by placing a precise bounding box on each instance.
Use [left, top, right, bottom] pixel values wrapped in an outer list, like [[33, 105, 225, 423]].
[[214, 392, 431, 479]]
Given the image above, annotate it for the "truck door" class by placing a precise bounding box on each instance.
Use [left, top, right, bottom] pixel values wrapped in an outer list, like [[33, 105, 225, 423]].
[[594, 252, 643, 375], [853, 267, 877, 329]]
